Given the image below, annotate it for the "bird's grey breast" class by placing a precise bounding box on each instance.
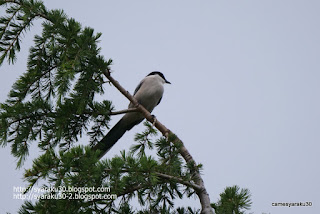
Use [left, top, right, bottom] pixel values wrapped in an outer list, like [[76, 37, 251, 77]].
[[132, 77, 164, 112]]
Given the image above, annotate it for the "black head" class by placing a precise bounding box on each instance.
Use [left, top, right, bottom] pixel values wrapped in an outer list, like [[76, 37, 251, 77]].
[[147, 71, 171, 84]]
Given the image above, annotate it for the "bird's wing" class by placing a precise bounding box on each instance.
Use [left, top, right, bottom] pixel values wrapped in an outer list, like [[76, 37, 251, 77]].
[[133, 80, 144, 95], [157, 97, 162, 105]]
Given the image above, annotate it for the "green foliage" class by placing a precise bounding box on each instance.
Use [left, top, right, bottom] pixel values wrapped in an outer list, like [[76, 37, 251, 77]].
[[0, 0, 112, 167], [1, 1, 252, 213], [0, 0, 47, 64], [19, 123, 202, 213], [211, 185, 252, 214], [1, 1, 206, 212]]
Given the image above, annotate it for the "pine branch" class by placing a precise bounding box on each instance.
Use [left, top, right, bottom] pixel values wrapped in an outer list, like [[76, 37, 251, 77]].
[[104, 168, 201, 192], [0, 0, 50, 64], [102, 69, 214, 214], [155, 172, 202, 191], [0, 3, 21, 40], [1, 0, 50, 20], [118, 183, 143, 197]]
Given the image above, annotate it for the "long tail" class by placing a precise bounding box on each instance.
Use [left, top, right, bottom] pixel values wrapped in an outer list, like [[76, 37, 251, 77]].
[[92, 117, 142, 159]]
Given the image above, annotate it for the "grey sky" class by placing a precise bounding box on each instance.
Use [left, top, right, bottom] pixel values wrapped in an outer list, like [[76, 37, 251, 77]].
[[1, 1, 319, 213]]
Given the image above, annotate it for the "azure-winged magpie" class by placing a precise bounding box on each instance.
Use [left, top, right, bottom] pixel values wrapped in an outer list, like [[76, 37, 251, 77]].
[[92, 71, 170, 158]]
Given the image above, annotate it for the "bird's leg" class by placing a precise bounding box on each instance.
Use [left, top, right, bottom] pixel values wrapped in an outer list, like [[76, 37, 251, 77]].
[[151, 115, 157, 126]]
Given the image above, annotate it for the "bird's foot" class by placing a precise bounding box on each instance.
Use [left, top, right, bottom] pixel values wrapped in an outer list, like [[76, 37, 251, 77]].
[[151, 115, 157, 126]]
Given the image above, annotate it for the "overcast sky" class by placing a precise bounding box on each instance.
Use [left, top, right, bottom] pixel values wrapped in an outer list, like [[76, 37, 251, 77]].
[[1, 1, 319, 213]]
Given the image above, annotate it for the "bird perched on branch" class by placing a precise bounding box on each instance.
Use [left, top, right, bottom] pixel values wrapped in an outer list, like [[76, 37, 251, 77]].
[[92, 71, 171, 158]]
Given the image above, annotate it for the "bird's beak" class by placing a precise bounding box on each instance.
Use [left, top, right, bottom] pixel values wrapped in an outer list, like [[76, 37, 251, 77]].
[[165, 80, 171, 84]]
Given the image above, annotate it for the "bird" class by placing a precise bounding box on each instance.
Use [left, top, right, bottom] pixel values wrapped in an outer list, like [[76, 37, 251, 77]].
[[92, 71, 171, 158]]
